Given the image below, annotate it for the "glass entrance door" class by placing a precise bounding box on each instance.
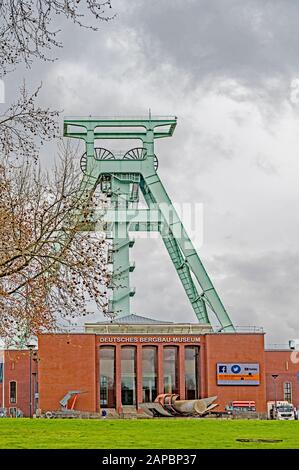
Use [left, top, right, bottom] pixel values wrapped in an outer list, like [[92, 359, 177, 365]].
[[142, 347, 157, 403], [121, 347, 136, 406], [99, 347, 116, 408]]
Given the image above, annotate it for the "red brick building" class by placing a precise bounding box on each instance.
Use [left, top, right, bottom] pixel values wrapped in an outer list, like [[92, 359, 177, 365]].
[[38, 329, 266, 414], [265, 349, 299, 407], [1, 315, 298, 417], [0, 350, 38, 417]]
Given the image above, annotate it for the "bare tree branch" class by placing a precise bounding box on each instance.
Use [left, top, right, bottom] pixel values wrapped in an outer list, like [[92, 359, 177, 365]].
[[0, 82, 60, 161], [0, 0, 115, 75], [0, 142, 110, 344], [0, 0, 115, 346]]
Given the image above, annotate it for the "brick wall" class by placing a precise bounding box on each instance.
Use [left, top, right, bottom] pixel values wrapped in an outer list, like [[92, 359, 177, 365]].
[[0, 350, 37, 417], [4, 333, 287, 416], [38, 334, 97, 413], [202, 333, 267, 412], [265, 350, 299, 407]]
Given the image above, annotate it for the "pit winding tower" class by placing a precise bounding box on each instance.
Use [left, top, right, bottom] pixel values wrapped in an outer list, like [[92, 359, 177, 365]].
[[64, 116, 235, 332]]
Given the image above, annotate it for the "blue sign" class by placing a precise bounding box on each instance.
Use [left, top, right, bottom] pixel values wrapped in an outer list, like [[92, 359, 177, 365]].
[[217, 363, 260, 386], [231, 364, 241, 374]]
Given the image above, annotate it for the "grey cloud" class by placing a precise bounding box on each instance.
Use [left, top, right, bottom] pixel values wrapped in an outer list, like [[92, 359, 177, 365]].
[[3, 0, 299, 345], [209, 251, 299, 344], [127, 0, 299, 84], [130, 243, 299, 345]]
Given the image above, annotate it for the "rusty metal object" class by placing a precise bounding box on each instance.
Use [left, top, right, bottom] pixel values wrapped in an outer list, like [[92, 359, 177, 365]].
[[173, 396, 218, 415], [140, 394, 218, 417], [139, 402, 173, 417]]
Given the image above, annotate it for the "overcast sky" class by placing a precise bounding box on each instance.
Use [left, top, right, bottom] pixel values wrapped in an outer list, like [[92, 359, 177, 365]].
[[8, 0, 299, 345]]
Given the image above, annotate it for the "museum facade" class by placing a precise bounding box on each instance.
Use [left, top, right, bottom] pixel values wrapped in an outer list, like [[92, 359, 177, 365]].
[[0, 314, 298, 417]]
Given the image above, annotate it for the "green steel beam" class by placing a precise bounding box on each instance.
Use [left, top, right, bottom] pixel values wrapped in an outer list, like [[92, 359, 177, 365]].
[[63, 116, 235, 331], [140, 174, 235, 332], [140, 180, 209, 324], [64, 116, 177, 141], [108, 175, 134, 317]]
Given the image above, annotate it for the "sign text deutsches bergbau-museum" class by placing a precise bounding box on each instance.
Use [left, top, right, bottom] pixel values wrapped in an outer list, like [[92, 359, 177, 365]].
[[98, 336, 201, 343]]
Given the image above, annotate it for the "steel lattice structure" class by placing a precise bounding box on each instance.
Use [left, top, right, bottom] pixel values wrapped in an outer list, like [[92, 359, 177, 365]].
[[64, 116, 235, 332]]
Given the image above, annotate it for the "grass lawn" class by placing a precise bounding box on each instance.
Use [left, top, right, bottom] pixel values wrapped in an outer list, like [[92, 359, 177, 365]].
[[0, 418, 299, 449]]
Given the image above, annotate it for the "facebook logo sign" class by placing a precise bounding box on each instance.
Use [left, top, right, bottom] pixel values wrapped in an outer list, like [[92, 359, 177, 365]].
[[218, 365, 227, 373]]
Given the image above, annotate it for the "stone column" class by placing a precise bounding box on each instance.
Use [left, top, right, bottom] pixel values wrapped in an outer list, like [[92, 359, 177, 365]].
[[157, 346, 164, 395], [136, 344, 143, 411], [200, 338, 206, 398], [115, 345, 122, 414], [178, 345, 185, 400]]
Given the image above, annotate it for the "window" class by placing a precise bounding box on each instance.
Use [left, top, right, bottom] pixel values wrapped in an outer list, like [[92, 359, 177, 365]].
[[0, 361, 3, 384], [163, 347, 179, 395], [9, 381, 17, 404], [121, 347, 136, 406], [185, 346, 199, 399], [99, 347, 116, 408], [142, 347, 158, 403], [284, 382, 292, 403]]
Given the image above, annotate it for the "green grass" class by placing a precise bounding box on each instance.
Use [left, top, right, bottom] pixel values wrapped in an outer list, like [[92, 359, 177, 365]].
[[0, 418, 298, 449]]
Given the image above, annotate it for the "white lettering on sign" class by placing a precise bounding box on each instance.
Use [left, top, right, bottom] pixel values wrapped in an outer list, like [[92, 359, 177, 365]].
[[98, 336, 201, 343]]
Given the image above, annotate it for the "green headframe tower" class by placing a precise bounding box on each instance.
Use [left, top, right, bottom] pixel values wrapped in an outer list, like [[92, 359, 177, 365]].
[[64, 116, 235, 332]]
